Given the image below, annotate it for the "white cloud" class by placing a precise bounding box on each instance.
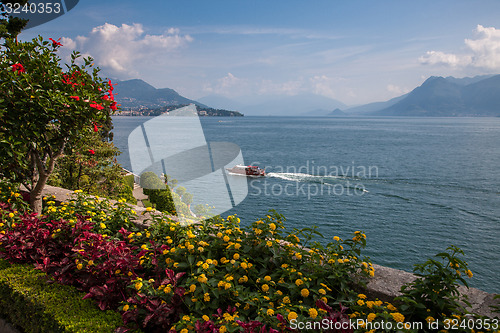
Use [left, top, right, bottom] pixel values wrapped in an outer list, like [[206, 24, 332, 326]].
[[203, 72, 249, 96], [418, 50, 469, 67], [465, 25, 500, 69], [387, 84, 409, 96], [61, 23, 193, 76], [419, 25, 500, 71]]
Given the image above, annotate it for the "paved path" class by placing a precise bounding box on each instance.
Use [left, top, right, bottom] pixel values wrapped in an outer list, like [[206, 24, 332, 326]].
[[132, 184, 148, 207]]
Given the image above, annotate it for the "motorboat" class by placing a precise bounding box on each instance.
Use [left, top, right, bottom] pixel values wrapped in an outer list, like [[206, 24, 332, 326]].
[[226, 164, 266, 177]]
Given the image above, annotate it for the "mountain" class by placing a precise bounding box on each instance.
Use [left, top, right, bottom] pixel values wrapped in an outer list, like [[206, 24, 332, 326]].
[[443, 74, 494, 86], [328, 108, 348, 117], [343, 94, 408, 115], [239, 93, 347, 116], [113, 79, 206, 109], [374, 75, 500, 116]]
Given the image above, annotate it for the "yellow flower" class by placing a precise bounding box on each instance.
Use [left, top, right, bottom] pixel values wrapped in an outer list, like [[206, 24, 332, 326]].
[[295, 279, 303, 286], [8, 212, 14, 218], [189, 284, 196, 293], [223, 235, 230, 242], [240, 262, 248, 269], [219, 326, 227, 333], [204, 293, 210, 302], [233, 253, 240, 260], [198, 274, 208, 283], [426, 316, 435, 323], [100, 222, 106, 229], [386, 303, 397, 311], [269, 223, 276, 230], [333, 236, 340, 241], [123, 304, 129, 311], [264, 275, 272, 282], [301, 288, 309, 297], [357, 299, 365, 306], [135, 282, 143, 290], [288, 311, 298, 321], [466, 269, 473, 278], [390, 312, 405, 323], [358, 293, 367, 299], [202, 263, 209, 270], [202, 315, 210, 321], [182, 315, 191, 321], [282, 296, 290, 303], [180, 329, 188, 333], [261, 284, 269, 292], [367, 313, 376, 322], [318, 288, 326, 295], [267, 308, 274, 316], [77, 263, 83, 270], [309, 308, 318, 319]]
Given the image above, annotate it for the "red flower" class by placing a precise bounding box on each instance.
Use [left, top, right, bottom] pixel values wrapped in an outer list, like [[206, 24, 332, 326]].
[[69, 96, 80, 101], [89, 103, 105, 110], [49, 38, 63, 47], [101, 95, 109, 101], [11, 63, 25, 74], [93, 124, 99, 132], [108, 80, 114, 92], [88, 149, 95, 155], [110, 102, 118, 111]]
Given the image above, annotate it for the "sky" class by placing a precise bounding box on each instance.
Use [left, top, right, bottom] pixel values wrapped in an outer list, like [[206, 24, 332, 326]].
[[17, 0, 500, 106]]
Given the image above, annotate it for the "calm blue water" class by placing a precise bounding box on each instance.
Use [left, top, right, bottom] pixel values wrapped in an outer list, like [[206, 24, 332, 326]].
[[112, 116, 500, 293]]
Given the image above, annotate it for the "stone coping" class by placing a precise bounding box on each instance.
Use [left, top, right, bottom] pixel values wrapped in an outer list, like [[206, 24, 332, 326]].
[[23, 185, 499, 319]]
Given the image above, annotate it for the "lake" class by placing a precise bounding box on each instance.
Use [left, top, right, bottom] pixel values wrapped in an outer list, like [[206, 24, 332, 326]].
[[112, 115, 500, 293]]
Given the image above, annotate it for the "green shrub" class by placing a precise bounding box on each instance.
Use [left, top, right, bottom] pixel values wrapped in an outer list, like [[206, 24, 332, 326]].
[[139, 172, 165, 195], [148, 188, 176, 214], [123, 174, 135, 190], [0, 259, 124, 333], [141, 199, 152, 208], [117, 179, 137, 205]]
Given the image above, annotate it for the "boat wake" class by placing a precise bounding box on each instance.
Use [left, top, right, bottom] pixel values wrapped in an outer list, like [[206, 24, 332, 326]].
[[267, 172, 369, 192]]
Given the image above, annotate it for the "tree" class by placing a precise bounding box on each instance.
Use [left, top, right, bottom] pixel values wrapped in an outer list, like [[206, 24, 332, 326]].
[[48, 129, 136, 205], [0, 1, 29, 39], [0, 36, 117, 213]]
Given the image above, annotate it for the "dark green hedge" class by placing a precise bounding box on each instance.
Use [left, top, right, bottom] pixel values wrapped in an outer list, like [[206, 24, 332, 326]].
[[0, 259, 124, 333]]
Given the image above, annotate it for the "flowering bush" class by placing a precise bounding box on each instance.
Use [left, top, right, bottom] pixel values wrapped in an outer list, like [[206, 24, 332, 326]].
[[0, 182, 497, 333], [0, 36, 117, 213]]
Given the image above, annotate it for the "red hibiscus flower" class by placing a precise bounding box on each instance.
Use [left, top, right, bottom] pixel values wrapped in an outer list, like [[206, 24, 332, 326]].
[[69, 96, 80, 101], [49, 38, 63, 47], [11, 63, 25, 74], [89, 103, 105, 110], [88, 149, 95, 155]]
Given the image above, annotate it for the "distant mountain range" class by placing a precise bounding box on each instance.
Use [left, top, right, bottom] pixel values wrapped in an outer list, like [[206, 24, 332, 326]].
[[114, 75, 500, 117], [113, 79, 207, 109], [371, 75, 500, 116]]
